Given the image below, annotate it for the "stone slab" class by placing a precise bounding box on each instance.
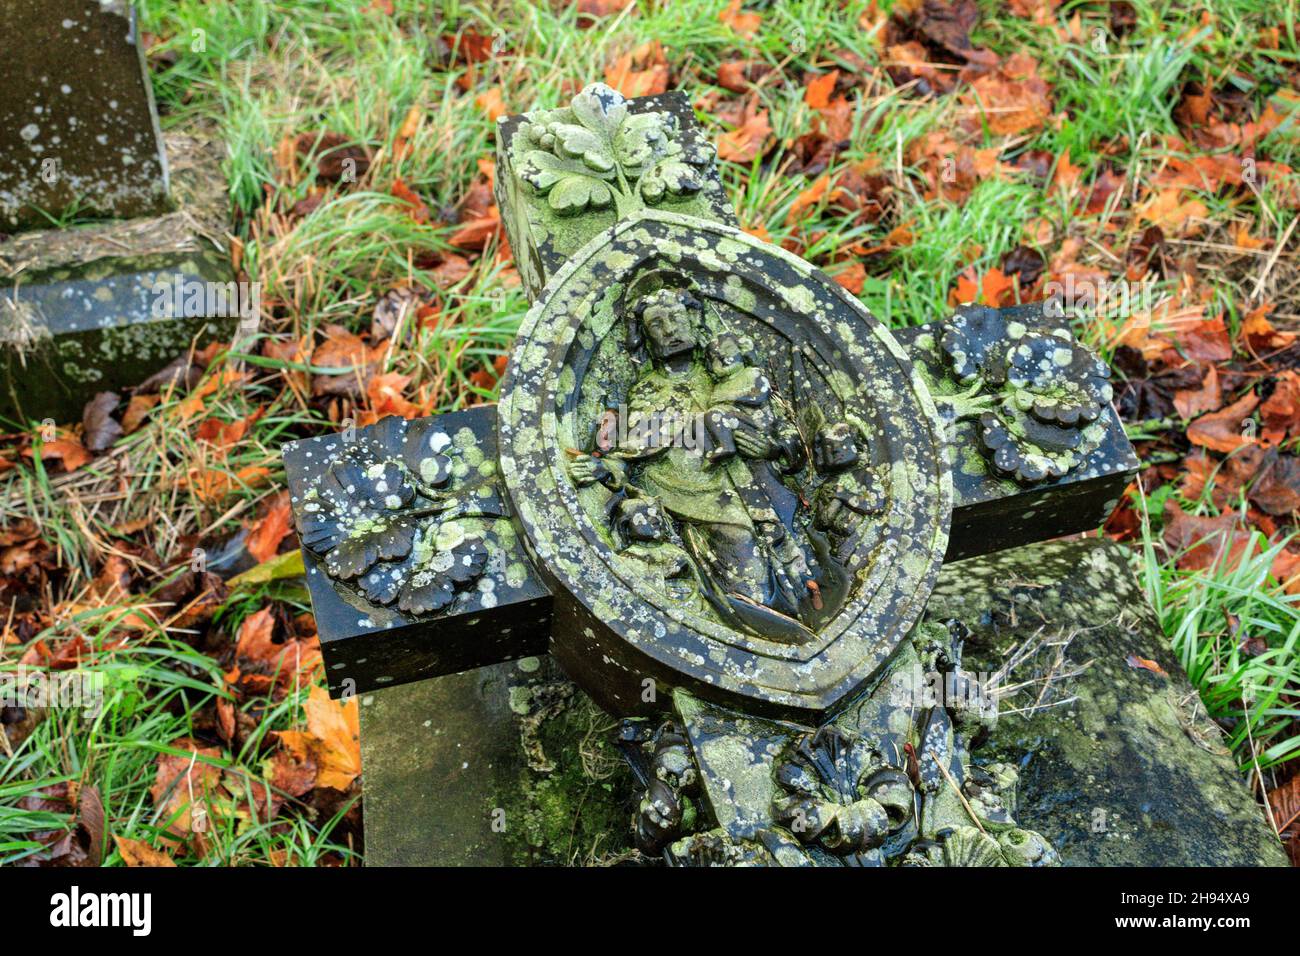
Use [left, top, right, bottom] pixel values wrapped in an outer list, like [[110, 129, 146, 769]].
[[358, 655, 634, 866], [1, 0, 169, 231], [1, 133, 235, 425], [357, 536, 1286, 866], [929, 536, 1288, 867]]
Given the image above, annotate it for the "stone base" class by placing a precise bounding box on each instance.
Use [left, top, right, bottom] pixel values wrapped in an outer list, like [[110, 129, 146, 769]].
[[357, 537, 1286, 866], [1, 132, 236, 425]]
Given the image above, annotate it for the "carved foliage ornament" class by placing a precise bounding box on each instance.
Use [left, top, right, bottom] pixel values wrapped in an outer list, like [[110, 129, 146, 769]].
[[295, 418, 490, 615], [939, 305, 1114, 484], [516, 83, 714, 218]]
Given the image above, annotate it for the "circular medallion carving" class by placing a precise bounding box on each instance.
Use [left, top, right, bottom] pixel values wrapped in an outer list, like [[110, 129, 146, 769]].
[[499, 210, 950, 719]]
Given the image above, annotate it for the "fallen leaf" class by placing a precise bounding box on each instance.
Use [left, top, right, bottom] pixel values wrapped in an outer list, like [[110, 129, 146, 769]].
[[804, 70, 840, 110], [1187, 390, 1260, 453], [246, 492, 294, 564], [475, 87, 506, 121], [114, 835, 177, 867], [604, 41, 669, 98], [26, 437, 92, 473], [311, 324, 386, 398], [121, 394, 160, 435], [150, 738, 224, 838], [82, 392, 123, 453], [390, 177, 430, 224], [1173, 364, 1221, 420], [719, 0, 761, 38], [717, 106, 771, 163], [959, 53, 1052, 136], [1126, 655, 1168, 676], [278, 685, 360, 791]]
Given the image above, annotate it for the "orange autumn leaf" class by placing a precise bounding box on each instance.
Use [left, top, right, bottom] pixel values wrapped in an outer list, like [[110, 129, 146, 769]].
[[195, 416, 249, 448], [1242, 301, 1295, 353], [27, 437, 92, 473], [1136, 188, 1208, 235], [246, 492, 294, 564], [1125, 655, 1168, 677], [719, 0, 761, 37], [475, 87, 506, 121], [804, 70, 839, 110], [278, 685, 360, 791], [830, 259, 866, 295], [960, 53, 1052, 136], [1186, 390, 1261, 453], [390, 177, 430, 224], [1232, 222, 1270, 250], [786, 174, 831, 226], [173, 366, 247, 423], [717, 108, 771, 163], [366, 371, 425, 421], [114, 835, 177, 867], [186, 464, 272, 504], [604, 41, 669, 98]]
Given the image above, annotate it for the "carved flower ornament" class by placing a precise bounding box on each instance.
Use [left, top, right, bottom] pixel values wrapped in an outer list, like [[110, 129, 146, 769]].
[[517, 83, 715, 217], [295, 421, 488, 615], [772, 725, 914, 856], [939, 305, 1114, 484]]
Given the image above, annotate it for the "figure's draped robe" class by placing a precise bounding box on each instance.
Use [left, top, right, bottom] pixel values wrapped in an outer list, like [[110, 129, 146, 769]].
[[616, 363, 798, 618]]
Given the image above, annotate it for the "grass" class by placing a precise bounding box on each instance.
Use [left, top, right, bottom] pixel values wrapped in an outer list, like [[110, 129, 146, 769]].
[[1, 0, 1297, 865]]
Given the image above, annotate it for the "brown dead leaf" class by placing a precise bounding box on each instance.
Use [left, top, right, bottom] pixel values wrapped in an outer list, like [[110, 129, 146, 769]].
[[1136, 188, 1208, 235], [390, 177, 430, 224], [475, 87, 506, 122], [121, 394, 160, 435], [114, 835, 178, 867], [311, 324, 386, 398], [1126, 655, 1168, 677], [960, 53, 1052, 136], [717, 106, 771, 163], [26, 436, 92, 474], [82, 392, 123, 453], [604, 41, 669, 98], [278, 685, 360, 791], [719, 0, 761, 37], [1187, 390, 1260, 453], [1173, 364, 1221, 420], [247, 492, 294, 564], [150, 738, 224, 838]]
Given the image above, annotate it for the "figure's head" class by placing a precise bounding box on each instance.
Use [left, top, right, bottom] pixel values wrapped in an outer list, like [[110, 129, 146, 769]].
[[704, 331, 754, 380], [814, 422, 861, 473], [633, 289, 702, 363], [613, 495, 671, 544]]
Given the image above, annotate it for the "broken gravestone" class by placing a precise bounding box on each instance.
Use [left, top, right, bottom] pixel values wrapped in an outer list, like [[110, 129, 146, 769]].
[[0, 0, 240, 425], [283, 84, 1281, 866]]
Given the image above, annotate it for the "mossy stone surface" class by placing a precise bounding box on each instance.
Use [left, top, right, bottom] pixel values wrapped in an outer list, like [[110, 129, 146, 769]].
[[0, 1, 169, 231], [929, 537, 1287, 866], [359, 656, 635, 866]]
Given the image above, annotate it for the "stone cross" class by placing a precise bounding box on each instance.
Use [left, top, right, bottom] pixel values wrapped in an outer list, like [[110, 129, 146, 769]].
[[282, 84, 1138, 866], [1, 0, 237, 424]]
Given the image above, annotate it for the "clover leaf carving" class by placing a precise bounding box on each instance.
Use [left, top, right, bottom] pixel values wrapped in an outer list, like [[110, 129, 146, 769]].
[[296, 422, 489, 616], [938, 305, 1114, 484], [516, 83, 714, 217]]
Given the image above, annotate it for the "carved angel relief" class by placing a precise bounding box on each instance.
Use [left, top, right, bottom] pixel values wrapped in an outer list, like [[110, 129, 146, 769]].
[[567, 280, 886, 645]]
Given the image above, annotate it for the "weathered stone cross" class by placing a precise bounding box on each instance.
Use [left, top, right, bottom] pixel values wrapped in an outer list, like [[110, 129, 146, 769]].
[[282, 84, 1138, 866]]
